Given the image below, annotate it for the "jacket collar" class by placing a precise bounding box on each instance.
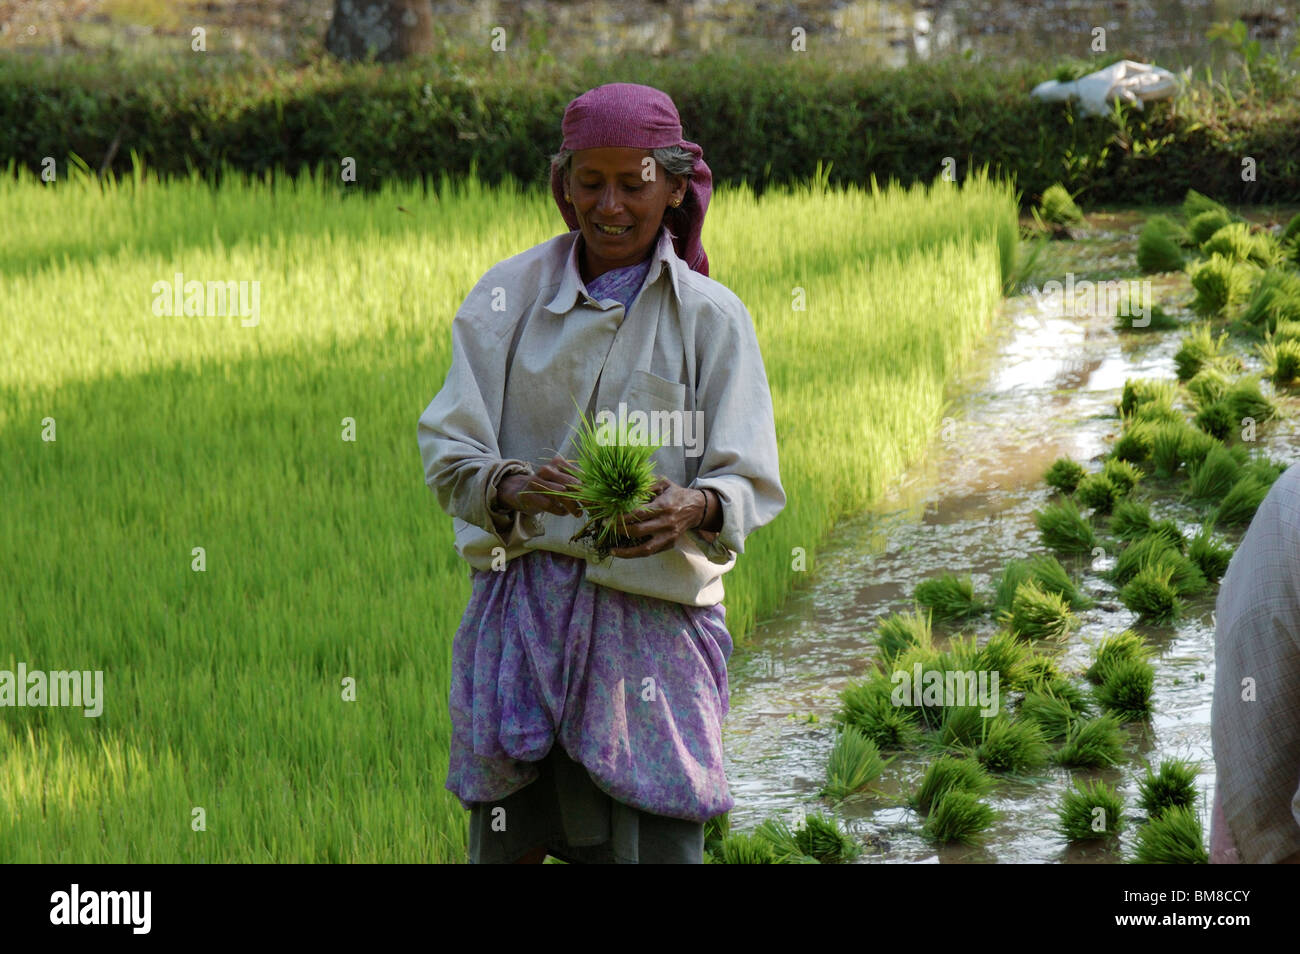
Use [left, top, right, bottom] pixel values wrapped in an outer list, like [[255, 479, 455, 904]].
[[544, 225, 681, 315]]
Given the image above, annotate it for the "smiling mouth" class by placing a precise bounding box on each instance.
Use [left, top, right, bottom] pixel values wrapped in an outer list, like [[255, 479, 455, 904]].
[[595, 223, 632, 235]]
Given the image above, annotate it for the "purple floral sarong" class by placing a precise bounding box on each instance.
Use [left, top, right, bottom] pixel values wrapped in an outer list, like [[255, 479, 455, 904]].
[[445, 548, 735, 823]]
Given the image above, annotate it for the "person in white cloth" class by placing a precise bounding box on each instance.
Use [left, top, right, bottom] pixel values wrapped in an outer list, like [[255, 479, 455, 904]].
[[1211, 462, 1300, 863]]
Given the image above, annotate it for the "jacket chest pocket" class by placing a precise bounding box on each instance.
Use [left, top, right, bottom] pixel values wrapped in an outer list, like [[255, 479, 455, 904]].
[[618, 370, 689, 486]]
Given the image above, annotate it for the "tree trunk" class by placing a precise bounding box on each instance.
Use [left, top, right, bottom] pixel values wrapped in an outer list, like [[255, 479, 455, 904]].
[[325, 0, 435, 62]]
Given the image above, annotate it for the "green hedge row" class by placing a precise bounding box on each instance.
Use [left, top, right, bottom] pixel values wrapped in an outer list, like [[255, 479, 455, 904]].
[[3, 49, 1299, 205]]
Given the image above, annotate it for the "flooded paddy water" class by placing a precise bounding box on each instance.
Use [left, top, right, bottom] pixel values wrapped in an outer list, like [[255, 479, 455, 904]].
[[723, 208, 1300, 862]]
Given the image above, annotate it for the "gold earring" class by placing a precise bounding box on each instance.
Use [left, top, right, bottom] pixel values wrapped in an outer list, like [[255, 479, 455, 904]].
[[565, 193, 572, 202], [671, 198, 681, 207]]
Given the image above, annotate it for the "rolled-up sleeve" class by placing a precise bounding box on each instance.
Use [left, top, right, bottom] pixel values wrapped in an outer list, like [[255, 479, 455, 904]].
[[418, 307, 542, 546], [687, 296, 785, 561]]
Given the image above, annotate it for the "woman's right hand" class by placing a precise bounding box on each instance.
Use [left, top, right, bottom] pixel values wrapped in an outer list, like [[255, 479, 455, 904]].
[[497, 456, 584, 517]]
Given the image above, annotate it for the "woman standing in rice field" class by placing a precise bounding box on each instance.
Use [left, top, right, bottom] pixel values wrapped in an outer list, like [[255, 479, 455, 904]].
[[418, 83, 785, 863]]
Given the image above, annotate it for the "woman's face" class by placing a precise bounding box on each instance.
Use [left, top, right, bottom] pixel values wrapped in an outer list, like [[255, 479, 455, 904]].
[[566, 147, 686, 281]]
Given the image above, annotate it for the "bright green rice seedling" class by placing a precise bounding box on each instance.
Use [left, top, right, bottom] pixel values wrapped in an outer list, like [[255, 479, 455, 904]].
[[1186, 364, 1233, 408], [822, 725, 889, 800], [939, 704, 987, 749], [1035, 499, 1097, 554], [922, 789, 996, 845], [1120, 564, 1184, 623], [976, 716, 1049, 773], [1187, 524, 1233, 582], [1024, 554, 1093, 609], [1109, 497, 1153, 540], [1187, 208, 1234, 245], [1222, 376, 1277, 425], [1086, 629, 1154, 684], [1130, 401, 1184, 426], [1133, 805, 1208, 864], [912, 573, 986, 621], [1111, 419, 1155, 464], [835, 677, 921, 750], [1136, 215, 1187, 273], [1137, 759, 1199, 818], [1149, 421, 1190, 479], [1040, 183, 1084, 227], [1102, 458, 1142, 496], [888, 644, 956, 730], [1239, 268, 1300, 334], [873, 608, 934, 662], [1044, 456, 1086, 494], [975, 630, 1033, 686], [1095, 656, 1157, 721], [1173, 324, 1229, 381], [994, 560, 1031, 611], [1075, 472, 1120, 513], [1182, 189, 1232, 226], [912, 755, 995, 813], [1259, 337, 1300, 388], [1240, 457, 1286, 488], [1018, 689, 1081, 741], [1057, 779, 1126, 841], [794, 812, 861, 863], [1201, 222, 1284, 268], [1110, 533, 1179, 586], [1002, 579, 1077, 641], [717, 832, 775, 864], [1193, 400, 1234, 440], [1119, 377, 1178, 416], [1186, 443, 1242, 501], [1212, 475, 1270, 527], [1154, 549, 1208, 597], [545, 409, 660, 558], [1116, 302, 1180, 332], [753, 817, 820, 864], [704, 811, 730, 850], [1189, 254, 1258, 317], [1276, 319, 1300, 341], [1055, 714, 1126, 767]]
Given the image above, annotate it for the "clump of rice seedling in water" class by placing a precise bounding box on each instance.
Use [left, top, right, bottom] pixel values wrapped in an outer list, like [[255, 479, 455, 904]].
[[835, 677, 920, 750], [1136, 215, 1187, 273], [1186, 443, 1241, 501], [822, 725, 888, 800], [1187, 524, 1233, 582], [1109, 499, 1180, 548], [1018, 689, 1081, 741], [976, 715, 1049, 772], [994, 560, 1031, 611], [1110, 533, 1179, 586], [717, 832, 774, 864], [1102, 458, 1142, 496], [1188, 254, 1257, 317], [1055, 714, 1126, 767], [1035, 498, 1096, 554], [1095, 656, 1156, 721], [1148, 421, 1188, 479], [1133, 805, 1208, 864], [913, 756, 994, 814], [1002, 579, 1077, 641], [1044, 456, 1085, 494], [1173, 324, 1228, 381], [1187, 208, 1234, 245], [1057, 779, 1126, 841], [1040, 183, 1083, 227], [873, 608, 933, 662], [1221, 376, 1276, 425], [1202, 222, 1283, 268], [1119, 377, 1177, 416], [1182, 189, 1232, 226], [1185, 365, 1232, 408], [912, 573, 985, 621], [1075, 472, 1119, 513], [975, 630, 1033, 685], [1193, 400, 1233, 440], [704, 811, 730, 851], [1137, 759, 1199, 817], [1259, 337, 1300, 388], [1212, 475, 1269, 527], [1120, 563, 1184, 623], [794, 812, 860, 862], [939, 704, 986, 748], [753, 817, 819, 864], [1111, 420, 1155, 464], [1086, 629, 1154, 684], [548, 409, 660, 558], [1024, 554, 1093, 609], [922, 789, 996, 845], [1240, 269, 1300, 334]]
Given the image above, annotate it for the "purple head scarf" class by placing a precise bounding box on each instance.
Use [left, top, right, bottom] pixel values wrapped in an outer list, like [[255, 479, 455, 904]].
[[550, 83, 713, 277]]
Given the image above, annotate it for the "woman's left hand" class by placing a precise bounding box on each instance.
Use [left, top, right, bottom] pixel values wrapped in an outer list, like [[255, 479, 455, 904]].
[[608, 477, 705, 559]]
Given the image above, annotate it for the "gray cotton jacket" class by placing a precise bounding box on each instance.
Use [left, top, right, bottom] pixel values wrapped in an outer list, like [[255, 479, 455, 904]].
[[417, 224, 785, 606]]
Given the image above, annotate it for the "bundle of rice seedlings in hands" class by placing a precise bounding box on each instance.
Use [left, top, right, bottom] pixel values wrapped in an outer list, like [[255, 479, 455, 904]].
[[976, 716, 1050, 773], [1186, 443, 1242, 501], [1136, 215, 1187, 273], [1086, 630, 1154, 684], [1240, 269, 1300, 334], [794, 812, 861, 862], [1002, 579, 1077, 641], [717, 832, 775, 864], [1260, 337, 1300, 388], [912, 755, 995, 813], [1212, 475, 1270, 527], [1076, 472, 1120, 513], [873, 608, 933, 662], [548, 409, 661, 559], [922, 789, 996, 844], [1102, 458, 1142, 496], [835, 676, 921, 750], [1120, 563, 1184, 623], [1187, 524, 1234, 582], [1055, 714, 1126, 767], [1095, 656, 1156, 721], [1044, 456, 1086, 494], [1057, 779, 1126, 841], [1188, 254, 1259, 318], [822, 725, 889, 800], [1035, 499, 1097, 554], [1133, 805, 1208, 863], [913, 573, 986, 621], [1137, 759, 1199, 817]]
